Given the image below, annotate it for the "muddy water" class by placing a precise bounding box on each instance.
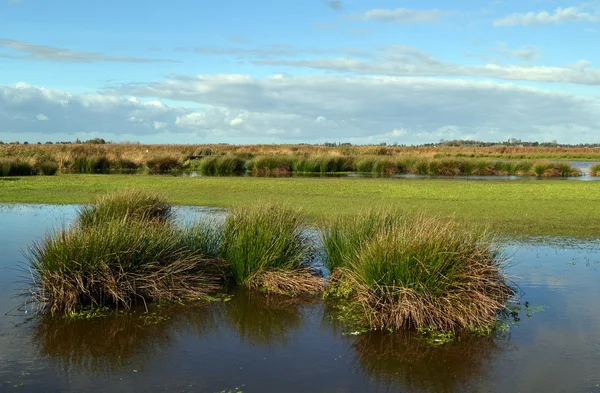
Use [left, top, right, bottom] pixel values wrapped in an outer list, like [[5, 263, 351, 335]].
[[1, 205, 600, 392]]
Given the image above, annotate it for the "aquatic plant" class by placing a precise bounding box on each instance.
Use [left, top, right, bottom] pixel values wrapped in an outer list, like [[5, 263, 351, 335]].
[[28, 219, 222, 314], [246, 155, 293, 175], [220, 204, 323, 295], [77, 190, 173, 228], [72, 155, 111, 174], [0, 157, 35, 176], [198, 155, 246, 176], [146, 156, 182, 173], [591, 163, 600, 176], [321, 209, 402, 273], [34, 159, 59, 175], [323, 211, 514, 331]]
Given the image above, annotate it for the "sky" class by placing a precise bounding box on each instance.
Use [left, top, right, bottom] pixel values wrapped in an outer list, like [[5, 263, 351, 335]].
[[1, 0, 600, 145]]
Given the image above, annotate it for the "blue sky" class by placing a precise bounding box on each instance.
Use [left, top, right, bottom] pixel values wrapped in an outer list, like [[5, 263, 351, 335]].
[[1, 0, 600, 144]]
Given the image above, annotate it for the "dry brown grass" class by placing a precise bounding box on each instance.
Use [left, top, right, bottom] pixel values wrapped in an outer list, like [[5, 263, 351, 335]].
[[249, 268, 325, 296]]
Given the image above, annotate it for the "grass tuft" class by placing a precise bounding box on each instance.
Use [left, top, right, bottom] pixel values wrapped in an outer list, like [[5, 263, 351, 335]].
[[220, 204, 323, 295], [76, 190, 173, 228], [27, 219, 222, 314], [323, 211, 514, 332]]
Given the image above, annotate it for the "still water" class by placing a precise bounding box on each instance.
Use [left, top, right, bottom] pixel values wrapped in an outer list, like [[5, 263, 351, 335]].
[[1, 204, 599, 392]]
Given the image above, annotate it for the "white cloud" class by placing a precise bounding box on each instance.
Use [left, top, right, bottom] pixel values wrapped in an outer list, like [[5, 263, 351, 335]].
[[494, 7, 600, 26], [109, 74, 600, 143], [230, 118, 244, 126], [0, 39, 177, 63], [359, 8, 448, 23], [253, 45, 600, 86], [36, 113, 49, 121], [3, 75, 600, 144]]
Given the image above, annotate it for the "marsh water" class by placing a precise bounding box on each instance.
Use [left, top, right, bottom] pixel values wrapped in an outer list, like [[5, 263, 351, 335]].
[[1, 204, 600, 392]]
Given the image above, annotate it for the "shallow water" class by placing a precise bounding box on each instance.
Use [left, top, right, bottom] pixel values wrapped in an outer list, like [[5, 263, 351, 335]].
[[1, 205, 600, 392]]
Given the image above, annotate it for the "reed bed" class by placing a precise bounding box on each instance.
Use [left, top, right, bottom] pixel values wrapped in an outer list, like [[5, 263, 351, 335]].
[[0, 141, 586, 177], [322, 211, 514, 332], [589, 163, 600, 176], [220, 204, 324, 295], [198, 155, 246, 176]]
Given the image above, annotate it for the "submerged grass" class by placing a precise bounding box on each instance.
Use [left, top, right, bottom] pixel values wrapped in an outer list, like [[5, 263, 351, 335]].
[[220, 204, 323, 295], [323, 211, 514, 332]]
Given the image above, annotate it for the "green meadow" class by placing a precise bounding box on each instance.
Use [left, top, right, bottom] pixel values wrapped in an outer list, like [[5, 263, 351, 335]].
[[1, 174, 599, 238]]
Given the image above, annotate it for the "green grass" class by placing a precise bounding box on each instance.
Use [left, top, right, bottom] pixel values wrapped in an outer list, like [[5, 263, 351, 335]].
[[0, 158, 35, 176], [71, 155, 111, 174], [146, 156, 182, 173], [198, 156, 246, 176], [220, 204, 322, 295], [1, 175, 600, 238], [28, 218, 222, 314], [337, 213, 513, 331], [76, 189, 174, 228]]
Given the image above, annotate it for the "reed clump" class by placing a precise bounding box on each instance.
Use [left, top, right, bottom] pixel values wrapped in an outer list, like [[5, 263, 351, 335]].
[[76, 190, 174, 228], [146, 156, 183, 173], [71, 155, 111, 174], [322, 211, 514, 332], [28, 219, 223, 314], [198, 155, 246, 176], [220, 204, 324, 295], [28, 191, 223, 314], [246, 155, 293, 175], [0, 157, 35, 176], [590, 163, 600, 176]]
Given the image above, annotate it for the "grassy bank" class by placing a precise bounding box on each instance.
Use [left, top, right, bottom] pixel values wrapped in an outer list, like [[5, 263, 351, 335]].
[[2, 175, 600, 238]]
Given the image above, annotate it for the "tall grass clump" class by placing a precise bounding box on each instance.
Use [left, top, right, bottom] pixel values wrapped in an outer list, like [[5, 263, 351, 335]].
[[590, 163, 600, 177], [0, 157, 35, 176], [72, 155, 110, 174], [28, 219, 222, 314], [146, 156, 182, 173], [323, 211, 514, 332], [198, 156, 246, 176], [246, 156, 293, 175], [220, 204, 323, 295], [34, 159, 59, 175], [76, 190, 173, 228], [321, 210, 402, 273], [292, 156, 353, 173]]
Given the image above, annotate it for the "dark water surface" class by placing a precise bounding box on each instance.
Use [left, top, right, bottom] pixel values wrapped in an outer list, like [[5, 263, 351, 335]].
[[1, 204, 600, 393]]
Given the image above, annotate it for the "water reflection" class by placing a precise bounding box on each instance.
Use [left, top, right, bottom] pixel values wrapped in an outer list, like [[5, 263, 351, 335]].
[[351, 331, 506, 393], [219, 290, 315, 347], [32, 302, 216, 375]]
